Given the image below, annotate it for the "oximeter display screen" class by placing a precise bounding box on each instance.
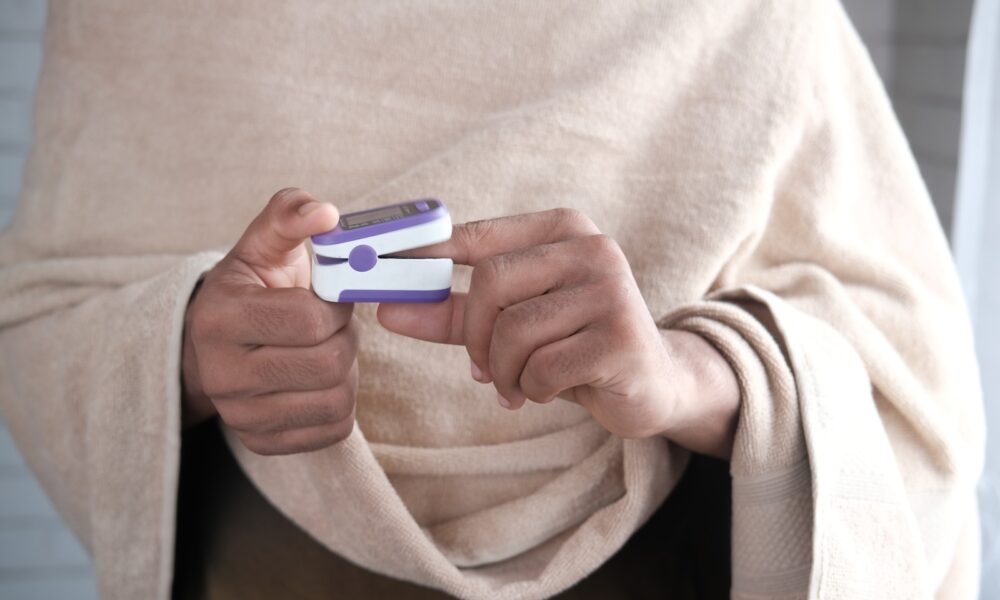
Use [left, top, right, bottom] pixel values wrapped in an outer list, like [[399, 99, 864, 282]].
[[340, 200, 433, 230], [342, 206, 405, 228]]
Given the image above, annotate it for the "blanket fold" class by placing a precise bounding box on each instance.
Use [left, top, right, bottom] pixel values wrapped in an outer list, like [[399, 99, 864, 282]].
[[0, 1, 983, 598], [0, 252, 223, 599]]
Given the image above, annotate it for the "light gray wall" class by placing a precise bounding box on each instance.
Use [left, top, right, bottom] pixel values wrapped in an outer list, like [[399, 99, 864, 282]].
[[0, 2, 99, 596], [0, 1, 983, 598], [0, 0, 43, 229], [842, 0, 898, 83], [892, 0, 976, 233], [842, 0, 974, 234]]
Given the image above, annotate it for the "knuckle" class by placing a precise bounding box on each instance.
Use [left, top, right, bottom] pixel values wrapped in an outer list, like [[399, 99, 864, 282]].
[[325, 418, 355, 445], [240, 434, 279, 456], [259, 189, 310, 248], [493, 304, 519, 332], [302, 355, 340, 388], [493, 303, 533, 340], [242, 300, 285, 340], [473, 255, 506, 289], [531, 351, 558, 386], [321, 341, 356, 384], [487, 350, 503, 384], [460, 218, 498, 249], [298, 303, 332, 345], [252, 355, 288, 385], [283, 401, 339, 431], [587, 233, 622, 258], [321, 386, 354, 420], [600, 278, 633, 308], [267, 187, 300, 209], [315, 353, 342, 386], [222, 407, 267, 433], [260, 355, 334, 391], [190, 305, 225, 344], [522, 354, 556, 395], [523, 384, 556, 404], [495, 294, 571, 343], [250, 350, 348, 392], [550, 206, 582, 224], [315, 403, 345, 427], [551, 207, 598, 235], [199, 376, 228, 400]]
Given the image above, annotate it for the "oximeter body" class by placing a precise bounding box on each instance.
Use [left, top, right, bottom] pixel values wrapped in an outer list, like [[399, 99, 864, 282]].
[[310, 199, 453, 303]]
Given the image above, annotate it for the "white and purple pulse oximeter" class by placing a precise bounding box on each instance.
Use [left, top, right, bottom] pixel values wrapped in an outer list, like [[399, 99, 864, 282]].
[[310, 199, 453, 303]]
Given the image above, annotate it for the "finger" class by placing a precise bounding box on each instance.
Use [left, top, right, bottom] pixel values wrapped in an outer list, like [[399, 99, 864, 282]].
[[199, 284, 354, 347], [395, 207, 599, 266], [519, 326, 619, 406], [376, 292, 467, 345], [489, 285, 604, 409], [230, 187, 340, 271], [465, 235, 616, 380], [203, 321, 359, 398], [217, 381, 356, 434], [238, 412, 356, 456], [243, 322, 358, 395], [380, 235, 617, 382]]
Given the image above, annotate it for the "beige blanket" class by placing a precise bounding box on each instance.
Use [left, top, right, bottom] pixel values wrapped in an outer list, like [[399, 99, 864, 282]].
[[0, 1, 984, 598]]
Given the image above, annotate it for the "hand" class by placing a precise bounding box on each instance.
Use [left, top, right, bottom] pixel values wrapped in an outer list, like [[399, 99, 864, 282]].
[[181, 188, 359, 455], [378, 209, 740, 458]]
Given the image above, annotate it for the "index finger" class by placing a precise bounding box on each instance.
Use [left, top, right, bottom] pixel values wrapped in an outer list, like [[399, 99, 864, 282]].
[[214, 284, 354, 347], [396, 207, 600, 265]]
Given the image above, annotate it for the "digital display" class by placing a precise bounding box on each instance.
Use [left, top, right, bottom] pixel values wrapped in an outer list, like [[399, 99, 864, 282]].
[[342, 205, 407, 229], [338, 200, 437, 231]]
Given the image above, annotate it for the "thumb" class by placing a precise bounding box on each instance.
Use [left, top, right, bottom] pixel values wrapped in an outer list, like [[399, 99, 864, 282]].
[[232, 188, 340, 269], [230, 188, 340, 285]]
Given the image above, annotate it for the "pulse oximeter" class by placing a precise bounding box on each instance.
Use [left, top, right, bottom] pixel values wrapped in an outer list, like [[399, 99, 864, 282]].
[[310, 199, 453, 303]]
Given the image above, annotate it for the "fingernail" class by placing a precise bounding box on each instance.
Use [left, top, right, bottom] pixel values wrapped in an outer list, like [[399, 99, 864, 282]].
[[496, 393, 511, 409], [470, 359, 484, 382], [297, 200, 322, 217]]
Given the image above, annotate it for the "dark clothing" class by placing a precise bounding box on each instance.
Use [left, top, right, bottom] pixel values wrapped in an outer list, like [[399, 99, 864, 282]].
[[172, 421, 730, 599]]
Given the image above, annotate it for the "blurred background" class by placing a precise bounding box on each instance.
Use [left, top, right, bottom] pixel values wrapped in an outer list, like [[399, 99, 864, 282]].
[[0, 0, 997, 597]]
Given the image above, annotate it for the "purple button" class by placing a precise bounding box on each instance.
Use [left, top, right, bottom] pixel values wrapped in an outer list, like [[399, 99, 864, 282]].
[[348, 245, 378, 272], [415, 200, 429, 211]]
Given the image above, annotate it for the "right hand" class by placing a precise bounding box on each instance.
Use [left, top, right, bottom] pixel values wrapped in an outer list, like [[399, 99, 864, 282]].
[[181, 188, 359, 455]]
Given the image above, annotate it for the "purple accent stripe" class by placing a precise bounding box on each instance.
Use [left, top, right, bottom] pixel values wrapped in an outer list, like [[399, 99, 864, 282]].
[[338, 288, 451, 303], [316, 255, 348, 265], [312, 199, 448, 246]]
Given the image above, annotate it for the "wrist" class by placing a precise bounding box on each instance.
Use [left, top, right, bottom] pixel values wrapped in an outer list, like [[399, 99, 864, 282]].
[[180, 279, 216, 428], [656, 329, 740, 459]]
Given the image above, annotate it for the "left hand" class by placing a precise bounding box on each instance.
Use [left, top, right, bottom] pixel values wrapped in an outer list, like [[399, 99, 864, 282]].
[[377, 208, 740, 458]]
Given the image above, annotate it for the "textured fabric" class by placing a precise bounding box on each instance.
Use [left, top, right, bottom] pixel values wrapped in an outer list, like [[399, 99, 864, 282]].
[[0, 1, 984, 599], [171, 421, 730, 600]]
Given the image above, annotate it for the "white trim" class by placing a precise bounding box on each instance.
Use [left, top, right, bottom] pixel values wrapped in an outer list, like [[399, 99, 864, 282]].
[[312, 256, 453, 302]]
